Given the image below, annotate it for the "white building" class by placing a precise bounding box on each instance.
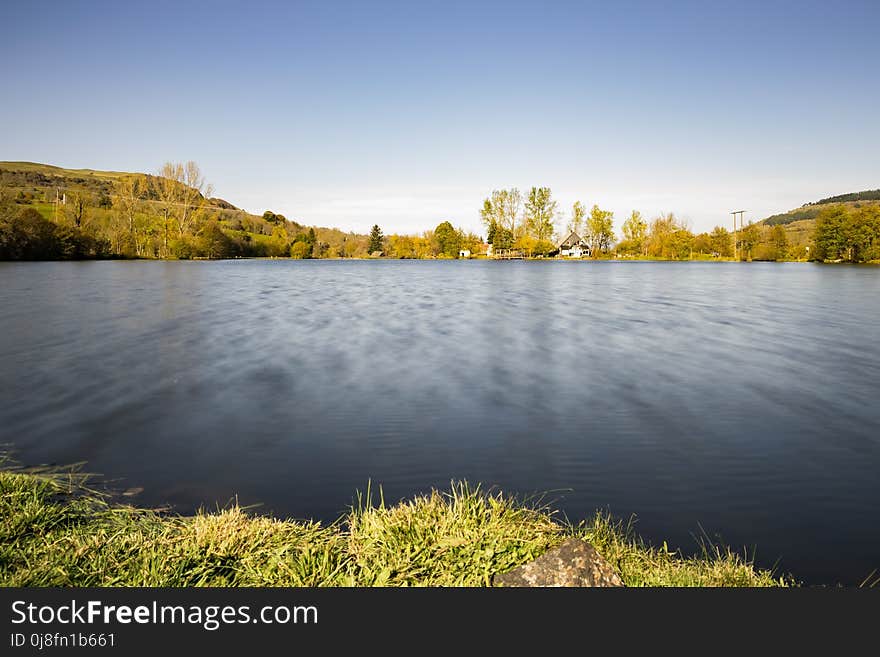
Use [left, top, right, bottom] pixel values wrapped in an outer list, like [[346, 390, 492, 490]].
[[558, 231, 590, 258]]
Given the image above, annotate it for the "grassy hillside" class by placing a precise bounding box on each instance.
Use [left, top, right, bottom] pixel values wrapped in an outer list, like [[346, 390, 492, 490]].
[[754, 191, 880, 262], [773, 218, 815, 251], [0, 161, 236, 211], [0, 160, 131, 179], [761, 191, 880, 227], [0, 160, 487, 261], [0, 160, 380, 259]]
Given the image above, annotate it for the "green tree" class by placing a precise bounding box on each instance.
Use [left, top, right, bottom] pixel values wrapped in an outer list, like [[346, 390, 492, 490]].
[[813, 205, 847, 261], [480, 189, 521, 246], [486, 221, 514, 249], [0, 206, 107, 260], [620, 210, 647, 255], [524, 187, 557, 241], [670, 228, 695, 259], [290, 241, 311, 259], [850, 205, 880, 262], [709, 226, 732, 257], [622, 210, 646, 242], [262, 210, 287, 225], [199, 223, 237, 258], [586, 204, 615, 255], [63, 191, 89, 229], [813, 204, 880, 262], [434, 221, 461, 257], [740, 222, 760, 261], [692, 232, 712, 255], [770, 224, 788, 261], [647, 213, 678, 258], [368, 224, 384, 254], [290, 228, 315, 258]]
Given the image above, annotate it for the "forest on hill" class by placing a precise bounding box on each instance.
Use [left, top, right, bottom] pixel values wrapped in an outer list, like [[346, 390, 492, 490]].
[[761, 189, 880, 227]]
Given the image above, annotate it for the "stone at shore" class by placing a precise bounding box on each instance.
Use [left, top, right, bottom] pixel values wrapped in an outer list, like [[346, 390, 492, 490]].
[[493, 539, 624, 587]]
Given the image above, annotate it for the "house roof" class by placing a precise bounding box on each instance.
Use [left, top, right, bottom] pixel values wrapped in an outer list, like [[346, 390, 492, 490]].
[[559, 231, 585, 248]]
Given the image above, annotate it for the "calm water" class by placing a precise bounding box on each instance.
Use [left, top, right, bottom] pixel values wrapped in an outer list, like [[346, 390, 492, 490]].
[[1, 260, 879, 584]]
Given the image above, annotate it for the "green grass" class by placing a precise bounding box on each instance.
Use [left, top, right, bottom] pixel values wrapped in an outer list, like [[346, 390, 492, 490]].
[[0, 161, 131, 180], [0, 467, 791, 587]]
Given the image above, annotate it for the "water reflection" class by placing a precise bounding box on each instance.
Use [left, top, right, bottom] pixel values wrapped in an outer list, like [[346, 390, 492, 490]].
[[1, 260, 879, 584]]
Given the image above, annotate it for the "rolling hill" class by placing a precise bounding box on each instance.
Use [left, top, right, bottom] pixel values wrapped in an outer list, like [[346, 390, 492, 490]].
[[761, 190, 880, 226], [757, 190, 880, 262], [0, 161, 374, 259], [0, 161, 238, 210]]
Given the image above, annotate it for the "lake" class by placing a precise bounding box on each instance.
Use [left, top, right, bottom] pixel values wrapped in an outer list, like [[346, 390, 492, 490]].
[[1, 260, 878, 584]]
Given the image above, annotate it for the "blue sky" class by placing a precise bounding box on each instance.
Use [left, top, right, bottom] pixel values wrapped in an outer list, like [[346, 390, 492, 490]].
[[2, 0, 878, 235]]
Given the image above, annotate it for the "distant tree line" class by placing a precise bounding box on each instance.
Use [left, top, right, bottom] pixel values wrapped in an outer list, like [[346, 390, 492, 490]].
[[3, 163, 879, 263], [616, 212, 732, 259], [813, 190, 880, 205], [0, 206, 110, 260], [0, 161, 487, 261], [762, 207, 821, 227], [382, 222, 483, 259], [480, 187, 564, 256], [812, 204, 880, 262]]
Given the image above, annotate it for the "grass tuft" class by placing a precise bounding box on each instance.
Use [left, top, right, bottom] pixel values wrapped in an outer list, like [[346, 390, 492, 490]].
[[0, 468, 791, 587]]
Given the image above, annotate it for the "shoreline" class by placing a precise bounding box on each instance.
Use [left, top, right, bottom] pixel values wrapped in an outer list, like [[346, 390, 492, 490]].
[[0, 464, 791, 587], [1, 255, 851, 263]]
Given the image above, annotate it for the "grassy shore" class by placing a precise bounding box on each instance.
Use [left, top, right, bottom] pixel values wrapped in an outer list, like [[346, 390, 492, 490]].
[[0, 467, 790, 587]]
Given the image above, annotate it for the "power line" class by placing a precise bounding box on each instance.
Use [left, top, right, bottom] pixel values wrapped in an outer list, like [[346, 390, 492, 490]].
[[730, 210, 746, 260]]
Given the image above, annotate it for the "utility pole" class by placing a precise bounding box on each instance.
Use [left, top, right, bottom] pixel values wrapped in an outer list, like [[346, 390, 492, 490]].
[[730, 210, 746, 260], [163, 207, 168, 257]]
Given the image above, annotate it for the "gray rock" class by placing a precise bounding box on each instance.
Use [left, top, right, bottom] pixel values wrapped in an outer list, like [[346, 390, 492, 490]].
[[493, 539, 624, 587]]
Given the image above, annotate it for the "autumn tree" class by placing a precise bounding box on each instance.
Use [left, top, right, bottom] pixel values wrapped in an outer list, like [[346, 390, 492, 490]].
[[480, 189, 520, 249], [112, 175, 145, 256], [619, 210, 647, 255], [459, 230, 483, 255], [622, 210, 646, 242], [523, 186, 556, 241], [585, 204, 615, 255], [771, 224, 788, 260], [290, 241, 311, 259], [567, 200, 586, 236], [692, 232, 712, 255], [670, 228, 695, 259], [647, 212, 678, 257], [388, 234, 416, 258], [63, 191, 89, 229], [262, 210, 287, 224], [740, 221, 760, 261], [157, 161, 213, 239], [709, 226, 732, 257]]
